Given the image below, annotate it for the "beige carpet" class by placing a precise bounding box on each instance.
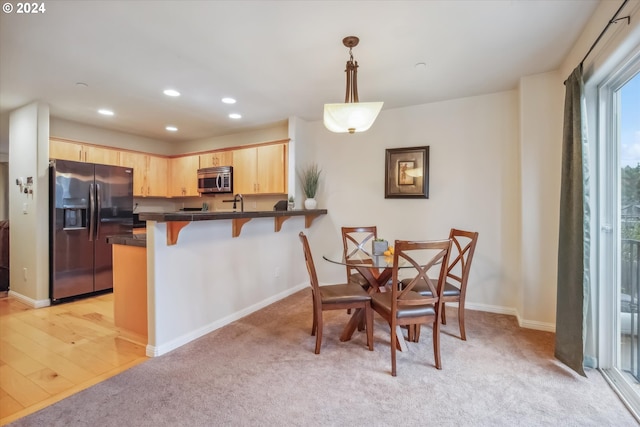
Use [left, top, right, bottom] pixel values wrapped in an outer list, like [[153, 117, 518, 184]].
[[9, 289, 638, 426]]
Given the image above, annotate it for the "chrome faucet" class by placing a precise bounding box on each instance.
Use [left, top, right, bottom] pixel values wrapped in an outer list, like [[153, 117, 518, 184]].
[[233, 193, 244, 212]]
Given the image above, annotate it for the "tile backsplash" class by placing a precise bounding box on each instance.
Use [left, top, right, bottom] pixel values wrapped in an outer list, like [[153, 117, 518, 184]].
[[134, 194, 287, 213]]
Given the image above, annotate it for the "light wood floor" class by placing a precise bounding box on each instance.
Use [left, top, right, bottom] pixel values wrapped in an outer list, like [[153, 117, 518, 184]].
[[0, 293, 148, 425]]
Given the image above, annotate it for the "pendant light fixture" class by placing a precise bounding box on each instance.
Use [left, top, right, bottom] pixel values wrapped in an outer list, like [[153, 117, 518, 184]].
[[323, 36, 383, 134]]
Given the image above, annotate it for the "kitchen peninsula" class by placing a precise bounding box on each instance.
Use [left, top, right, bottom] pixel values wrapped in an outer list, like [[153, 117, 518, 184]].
[[139, 208, 327, 244], [111, 208, 328, 358]]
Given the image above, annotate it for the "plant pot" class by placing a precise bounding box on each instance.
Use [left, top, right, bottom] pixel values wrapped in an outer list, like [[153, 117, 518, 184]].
[[287, 201, 295, 211], [372, 240, 388, 255], [304, 198, 317, 210]]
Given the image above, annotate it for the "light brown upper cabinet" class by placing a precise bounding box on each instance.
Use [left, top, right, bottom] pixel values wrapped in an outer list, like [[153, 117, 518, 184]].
[[233, 143, 287, 195], [50, 138, 120, 166], [146, 156, 169, 197], [120, 151, 168, 197], [169, 155, 200, 197], [199, 150, 233, 168]]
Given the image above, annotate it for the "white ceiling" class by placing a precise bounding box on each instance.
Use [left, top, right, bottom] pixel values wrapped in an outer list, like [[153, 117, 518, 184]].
[[0, 0, 599, 143]]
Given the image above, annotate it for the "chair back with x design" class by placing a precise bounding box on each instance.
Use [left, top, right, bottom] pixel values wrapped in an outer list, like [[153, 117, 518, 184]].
[[341, 226, 377, 287]]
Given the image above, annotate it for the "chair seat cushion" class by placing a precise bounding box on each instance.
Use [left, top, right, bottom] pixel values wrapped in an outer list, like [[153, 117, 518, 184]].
[[371, 291, 436, 319], [320, 283, 371, 304], [401, 278, 461, 298]]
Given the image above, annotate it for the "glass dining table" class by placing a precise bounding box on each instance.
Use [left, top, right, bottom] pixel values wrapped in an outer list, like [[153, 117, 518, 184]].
[[323, 251, 411, 351]]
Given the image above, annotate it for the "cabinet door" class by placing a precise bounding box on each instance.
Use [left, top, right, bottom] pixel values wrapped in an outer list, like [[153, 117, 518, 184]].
[[199, 151, 234, 168], [257, 144, 286, 194], [50, 139, 83, 161], [170, 155, 200, 197], [232, 147, 258, 194], [84, 145, 120, 166], [120, 151, 148, 197], [147, 156, 168, 197]]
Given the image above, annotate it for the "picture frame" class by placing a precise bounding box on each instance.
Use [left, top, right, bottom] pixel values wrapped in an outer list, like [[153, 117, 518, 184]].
[[384, 146, 429, 198]]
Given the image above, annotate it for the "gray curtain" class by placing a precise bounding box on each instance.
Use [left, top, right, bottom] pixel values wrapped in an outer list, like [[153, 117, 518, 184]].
[[555, 65, 590, 376]]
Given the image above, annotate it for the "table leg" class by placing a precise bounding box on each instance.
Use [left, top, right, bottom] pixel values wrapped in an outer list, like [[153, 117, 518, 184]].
[[340, 308, 408, 352], [339, 266, 408, 351], [340, 308, 363, 342], [395, 326, 408, 352]]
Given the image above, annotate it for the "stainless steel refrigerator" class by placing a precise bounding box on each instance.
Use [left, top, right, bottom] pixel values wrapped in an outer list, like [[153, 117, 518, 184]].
[[49, 159, 133, 303]]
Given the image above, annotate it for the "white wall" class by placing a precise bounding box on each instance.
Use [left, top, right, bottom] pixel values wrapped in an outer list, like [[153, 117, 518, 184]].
[[288, 116, 315, 205], [9, 102, 50, 306], [518, 71, 564, 327], [302, 91, 527, 322]]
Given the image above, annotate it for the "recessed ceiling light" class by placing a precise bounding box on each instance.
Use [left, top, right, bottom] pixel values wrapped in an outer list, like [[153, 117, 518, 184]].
[[75, 82, 88, 88], [415, 62, 427, 69], [98, 109, 114, 116], [165, 126, 178, 132], [229, 113, 242, 119], [222, 97, 236, 104], [163, 89, 181, 97]]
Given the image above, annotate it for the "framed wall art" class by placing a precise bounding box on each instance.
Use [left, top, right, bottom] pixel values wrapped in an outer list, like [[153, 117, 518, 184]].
[[384, 146, 429, 198]]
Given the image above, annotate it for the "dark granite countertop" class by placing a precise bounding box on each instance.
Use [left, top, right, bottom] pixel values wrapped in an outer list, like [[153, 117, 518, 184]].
[[138, 209, 327, 222], [107, 233, 147, 248], [137, 209, 327, 243]]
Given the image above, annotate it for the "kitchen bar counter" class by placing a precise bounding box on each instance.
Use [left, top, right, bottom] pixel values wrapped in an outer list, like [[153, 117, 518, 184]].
[[139, 209, 327, 244], [138, 209, 327, 222]]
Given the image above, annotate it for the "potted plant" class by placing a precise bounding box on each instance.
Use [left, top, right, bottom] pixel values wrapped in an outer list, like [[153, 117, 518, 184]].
[[372, 238, 389, 255], [287, 195, 295, 211], [298, 163, 321, 209]]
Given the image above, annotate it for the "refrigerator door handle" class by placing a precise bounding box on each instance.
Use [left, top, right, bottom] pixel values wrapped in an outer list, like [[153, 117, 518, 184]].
[[89, 183, 95, 241], [95, 183, 101, 239]]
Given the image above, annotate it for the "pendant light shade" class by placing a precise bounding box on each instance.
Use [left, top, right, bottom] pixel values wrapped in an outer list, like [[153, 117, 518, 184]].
[[323, 36, 383, 134], [323, 102, 383, 133]]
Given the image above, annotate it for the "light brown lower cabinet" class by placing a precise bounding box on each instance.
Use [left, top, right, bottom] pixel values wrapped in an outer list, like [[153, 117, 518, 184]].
[[112, 243, 147, 345]]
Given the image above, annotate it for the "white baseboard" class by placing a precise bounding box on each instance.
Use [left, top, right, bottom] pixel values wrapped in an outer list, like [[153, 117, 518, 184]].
[[518, 317, 556, 332], [144, 287, 555, 357], [146, 283, 307, 357], [464, 301, 556, 333], [8, 290, 51, 308]]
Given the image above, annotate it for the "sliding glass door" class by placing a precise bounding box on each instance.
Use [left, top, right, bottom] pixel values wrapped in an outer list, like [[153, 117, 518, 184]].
[[599, 57, 640, 416], [620, 72, 640, 386]]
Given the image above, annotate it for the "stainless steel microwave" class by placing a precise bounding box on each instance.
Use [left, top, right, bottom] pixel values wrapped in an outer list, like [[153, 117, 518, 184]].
[[197, 166, 233, 194]]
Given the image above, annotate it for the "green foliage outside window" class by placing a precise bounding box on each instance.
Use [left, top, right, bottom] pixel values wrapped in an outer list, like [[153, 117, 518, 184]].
[[622, 164, 640, 240]]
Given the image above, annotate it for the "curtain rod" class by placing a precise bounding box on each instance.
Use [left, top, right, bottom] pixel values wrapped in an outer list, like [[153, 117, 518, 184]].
[[580, 0, 631, 66]]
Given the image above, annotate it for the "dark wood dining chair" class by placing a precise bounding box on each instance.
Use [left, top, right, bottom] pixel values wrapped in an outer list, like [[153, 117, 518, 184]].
[[298, 232, 374, 354], [407, 228, 479, 341], [371, 239, 451, 376], [341, 226, 377, 288]]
